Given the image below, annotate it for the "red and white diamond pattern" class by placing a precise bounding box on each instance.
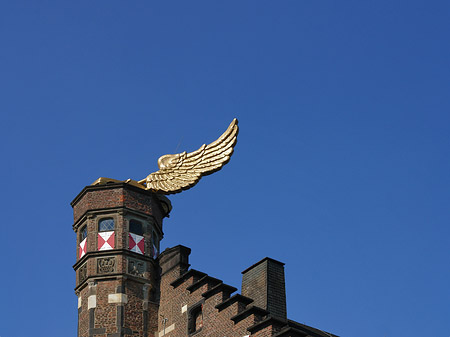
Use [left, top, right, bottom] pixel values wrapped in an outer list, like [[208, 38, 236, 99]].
[[79, 238, 87, 259], [98, 231, 115, 251], [129, 233, 145, 255]]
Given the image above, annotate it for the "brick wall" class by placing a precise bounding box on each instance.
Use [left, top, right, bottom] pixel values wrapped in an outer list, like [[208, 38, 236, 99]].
[[72, 183, 166, 337], [156, 247, 292, 337]]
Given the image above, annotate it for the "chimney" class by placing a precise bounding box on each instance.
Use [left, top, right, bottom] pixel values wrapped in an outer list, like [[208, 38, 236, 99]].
[[241, 257, 287, 320]]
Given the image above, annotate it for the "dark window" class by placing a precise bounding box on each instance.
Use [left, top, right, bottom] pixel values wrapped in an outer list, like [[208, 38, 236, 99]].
[[129, 220, 143, 236], [99, 218, 115, 232], [151, 230, 159, 257], [188, 304, 203, 335], [80, 226, 87, 241]]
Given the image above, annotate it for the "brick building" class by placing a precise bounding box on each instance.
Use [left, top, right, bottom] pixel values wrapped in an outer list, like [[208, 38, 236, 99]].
[[72, 182, 337, 337]]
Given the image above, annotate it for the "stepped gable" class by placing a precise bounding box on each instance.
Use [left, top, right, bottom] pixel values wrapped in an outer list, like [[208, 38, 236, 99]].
[[215, 293, 254, 311], [156, 248, 339, 337]]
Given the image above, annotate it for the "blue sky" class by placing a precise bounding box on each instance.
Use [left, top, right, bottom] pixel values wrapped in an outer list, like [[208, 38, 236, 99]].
[[0, 1, 449, 336]]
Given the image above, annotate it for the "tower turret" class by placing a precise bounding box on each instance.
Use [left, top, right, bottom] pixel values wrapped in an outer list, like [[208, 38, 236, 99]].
[[72, 182, 171, 337]]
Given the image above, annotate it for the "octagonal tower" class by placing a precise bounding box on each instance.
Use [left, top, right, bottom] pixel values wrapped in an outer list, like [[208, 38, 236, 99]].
[[72, 182, 171, 337]]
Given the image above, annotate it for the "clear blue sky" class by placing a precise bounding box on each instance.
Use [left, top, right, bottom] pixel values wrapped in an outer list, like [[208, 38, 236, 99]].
[[1, 1, 449, 336]]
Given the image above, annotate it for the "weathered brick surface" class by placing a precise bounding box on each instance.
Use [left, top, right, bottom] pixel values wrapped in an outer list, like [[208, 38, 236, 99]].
[[72, 183, 166, 228], [72, 184, 336, 337], [252, 326, 274, 337], [94, 280, 117, 334], [155, 247, 283, 337], [242, 258, 287, 320], [242, 261, 268, 311], [73, 184, 166, 337]]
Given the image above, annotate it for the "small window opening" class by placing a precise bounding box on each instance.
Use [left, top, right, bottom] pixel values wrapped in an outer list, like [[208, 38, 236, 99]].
[[188, 304, 203, 334], [151, 230, 159, 258], [129, 220, 143, 236], [99, 218, 115, 232], [80, 226, 87, 241]]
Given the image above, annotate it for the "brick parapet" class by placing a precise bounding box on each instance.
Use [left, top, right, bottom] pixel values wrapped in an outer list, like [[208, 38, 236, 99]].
[[231, 305, 269, 324], [158, 252, 288, 337], [171, 269, 207, 288], [215, 293, 253, 312], [272, 327, 309, 337], [71, 183, 169, 229], [248, 316, 287, 336], [187, 275, 222, 293], [202, 282, 237, 301], [233, 312, 265, 336]]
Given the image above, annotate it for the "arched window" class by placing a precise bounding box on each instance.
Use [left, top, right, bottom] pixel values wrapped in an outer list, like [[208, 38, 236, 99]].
[[98, 218, 114, 232], [129, 220, 143, 235]]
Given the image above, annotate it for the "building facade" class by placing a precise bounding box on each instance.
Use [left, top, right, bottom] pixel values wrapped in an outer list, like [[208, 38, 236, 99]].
[[72, 182, 336, 337]]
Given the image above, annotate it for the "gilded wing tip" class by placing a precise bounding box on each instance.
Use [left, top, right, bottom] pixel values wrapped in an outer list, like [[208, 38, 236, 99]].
[[141, 118, 239, 194], [230, 118, 238, 128]]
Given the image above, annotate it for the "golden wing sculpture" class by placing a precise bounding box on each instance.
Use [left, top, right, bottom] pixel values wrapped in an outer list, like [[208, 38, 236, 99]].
[[92, 118, 238, 194]]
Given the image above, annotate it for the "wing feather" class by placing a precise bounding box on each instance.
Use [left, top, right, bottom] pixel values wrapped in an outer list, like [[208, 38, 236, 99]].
[[142, 119, 238, 194], [185, 125, 237, 164]]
